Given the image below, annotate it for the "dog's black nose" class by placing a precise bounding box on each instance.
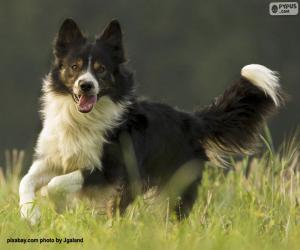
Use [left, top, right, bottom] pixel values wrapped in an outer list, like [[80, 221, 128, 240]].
[[80, 81, 93, 92]]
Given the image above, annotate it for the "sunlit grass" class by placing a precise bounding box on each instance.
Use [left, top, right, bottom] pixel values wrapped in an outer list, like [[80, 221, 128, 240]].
[[0, 131, 299, 250]]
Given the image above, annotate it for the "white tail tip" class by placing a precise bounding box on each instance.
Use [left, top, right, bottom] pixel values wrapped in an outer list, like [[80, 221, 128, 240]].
[[241, 64, 281, 106]]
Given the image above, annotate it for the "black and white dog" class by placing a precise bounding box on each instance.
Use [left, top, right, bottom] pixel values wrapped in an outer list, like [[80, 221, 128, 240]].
[[19, 19, 284, 224]]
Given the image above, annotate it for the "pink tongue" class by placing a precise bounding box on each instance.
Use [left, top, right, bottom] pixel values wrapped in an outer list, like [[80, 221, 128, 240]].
[[78, 95, 97, 113]]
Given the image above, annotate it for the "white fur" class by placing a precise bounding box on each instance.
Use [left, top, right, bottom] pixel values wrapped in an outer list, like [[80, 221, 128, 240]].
[[241, 64, 281, 106], [39, 78, 128, 172], [19, 159, 56, 225], [47, 170, 83, 195]]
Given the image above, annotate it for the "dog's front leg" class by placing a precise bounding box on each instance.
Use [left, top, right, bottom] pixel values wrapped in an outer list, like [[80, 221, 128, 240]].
[[47, 170, 84, 208], [19, 159, 56, 225]]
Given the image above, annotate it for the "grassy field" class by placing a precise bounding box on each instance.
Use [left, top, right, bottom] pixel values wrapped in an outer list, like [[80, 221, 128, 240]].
[[0, 131, 300, 250]]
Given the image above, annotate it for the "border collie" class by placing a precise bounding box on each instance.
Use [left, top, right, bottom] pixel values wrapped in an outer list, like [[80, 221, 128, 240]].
[[19, 19, 284, 224]]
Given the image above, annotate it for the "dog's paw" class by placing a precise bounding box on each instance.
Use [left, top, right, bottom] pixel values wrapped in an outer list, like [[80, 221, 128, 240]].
[[20, 203, 41, 225]]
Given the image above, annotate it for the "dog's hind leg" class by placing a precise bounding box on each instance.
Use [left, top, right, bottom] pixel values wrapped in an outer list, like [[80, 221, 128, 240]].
[[175, 177, 201, 220]]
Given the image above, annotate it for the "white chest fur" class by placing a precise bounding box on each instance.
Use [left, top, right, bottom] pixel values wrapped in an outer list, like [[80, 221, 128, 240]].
[[35, 89, 127, 173]]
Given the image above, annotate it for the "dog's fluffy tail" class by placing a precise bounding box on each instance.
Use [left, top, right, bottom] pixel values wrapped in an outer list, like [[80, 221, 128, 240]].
[[196, 64, 285, 165]]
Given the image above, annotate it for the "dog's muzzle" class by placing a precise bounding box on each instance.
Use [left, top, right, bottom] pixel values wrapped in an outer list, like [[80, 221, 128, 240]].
[[73, 81, 99, 113]]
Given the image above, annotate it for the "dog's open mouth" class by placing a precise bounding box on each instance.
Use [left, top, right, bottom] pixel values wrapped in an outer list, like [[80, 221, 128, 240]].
[[73, 94, 97, 113]]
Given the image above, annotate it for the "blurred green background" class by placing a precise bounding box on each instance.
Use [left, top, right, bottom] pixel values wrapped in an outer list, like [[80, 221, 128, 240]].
[[0, 0, 299, 165]]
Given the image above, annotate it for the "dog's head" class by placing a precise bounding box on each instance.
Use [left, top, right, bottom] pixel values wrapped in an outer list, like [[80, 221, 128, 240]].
[[50, 18, 132, 113]]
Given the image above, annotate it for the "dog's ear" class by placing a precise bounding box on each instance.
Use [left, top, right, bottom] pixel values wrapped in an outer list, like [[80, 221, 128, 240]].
[[97, 20, 126, 64], [54, 18, 86, 57]]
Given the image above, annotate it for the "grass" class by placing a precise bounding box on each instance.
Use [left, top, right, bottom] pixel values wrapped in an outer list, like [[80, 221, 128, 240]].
[[0, 130, 300, 250]]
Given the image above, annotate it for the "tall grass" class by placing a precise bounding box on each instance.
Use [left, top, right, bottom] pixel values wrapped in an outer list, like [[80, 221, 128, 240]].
[[0, 131, 299, 250]]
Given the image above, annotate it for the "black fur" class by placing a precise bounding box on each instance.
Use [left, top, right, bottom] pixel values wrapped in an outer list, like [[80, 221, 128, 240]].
[[49, 19, 284, 218], [197, 78, 285, 157]]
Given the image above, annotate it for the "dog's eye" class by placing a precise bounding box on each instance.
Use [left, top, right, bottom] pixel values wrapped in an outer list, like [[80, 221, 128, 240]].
[[71, 64, 79, 71], [98, 65, 106, 74]]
